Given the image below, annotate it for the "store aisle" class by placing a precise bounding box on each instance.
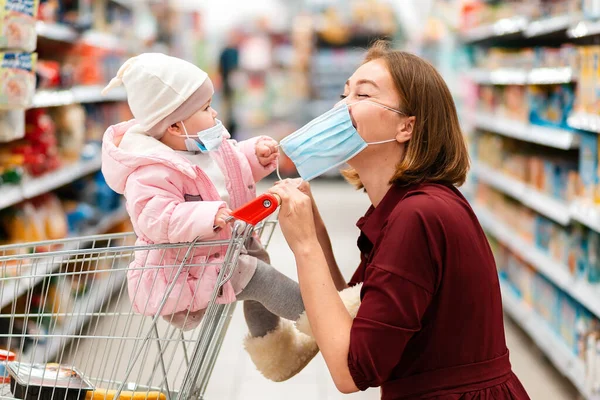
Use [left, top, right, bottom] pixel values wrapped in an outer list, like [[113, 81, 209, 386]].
[[204, 180, 579, 400]]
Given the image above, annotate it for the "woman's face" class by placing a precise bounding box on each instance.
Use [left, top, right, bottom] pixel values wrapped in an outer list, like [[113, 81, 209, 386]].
[[339, 59, 408, 146]]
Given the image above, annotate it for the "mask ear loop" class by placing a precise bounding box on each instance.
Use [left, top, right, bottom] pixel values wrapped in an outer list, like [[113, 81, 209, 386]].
[[275, 143, 284, 181], [349, 100, 407, 116], [181, 122, 192, 139]]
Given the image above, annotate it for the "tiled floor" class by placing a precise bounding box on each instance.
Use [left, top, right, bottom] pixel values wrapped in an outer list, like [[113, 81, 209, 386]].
[[56, 180, 579, 399]]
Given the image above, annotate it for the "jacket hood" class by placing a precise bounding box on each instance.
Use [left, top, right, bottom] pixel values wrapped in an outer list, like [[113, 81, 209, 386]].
[[101, 120, 198, 194]]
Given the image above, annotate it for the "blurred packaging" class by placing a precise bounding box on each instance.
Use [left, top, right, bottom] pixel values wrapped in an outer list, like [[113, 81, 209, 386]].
[[0, 108, 24, 142], [0, 52, 36, 108], [0, 0, 39, 52]]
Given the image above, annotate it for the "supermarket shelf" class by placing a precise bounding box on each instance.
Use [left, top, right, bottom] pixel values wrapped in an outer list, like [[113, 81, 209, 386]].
[[469, 67, 575, 85], [523, 189, 572, 226], [0, 155, 103, 210], [471, 161, 526, 200], [0, 206, 129, 310], [528, 67, 575, 84], [32, 85, 127, 108], [36, 21, 78, 43], [469, 68, 527, 85], [524, 14, 580, 37], [474, 112, 579, 150], [568, 112, 600, 133], [80, 31, 128, 53], [499, 281, 592, 399], [568, 20, 600, 39], [21, 155, 102, 199], [476, 205, 600, 319], [26, 268, 127, 363], [461, 16, 528, 43], [462, 14, 580, 43], [472, 161, 571, 225], [0, 186, 24, 211], [571, 202, 600, 233]]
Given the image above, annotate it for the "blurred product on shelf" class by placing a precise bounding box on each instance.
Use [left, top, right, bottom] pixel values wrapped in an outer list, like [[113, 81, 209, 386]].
[[0, 52, 37, 108], [0, 349, 15, 384], [0, 108, 24, 142], [580, 132, 600, 203], [461, 1, 533, 31], [473, 46, 577, 70], [530, 84, 575, 129], [461, 0, 583, 31], [11, 108, 61, 177], [82, 102, 131, 141], [0, 171, 121, 246], [478, 82, 575, 130], [0, 102, 131, 191], [35, 59, 61, 89], [37, 0, 88, 27], [314, 0, 397, 46], [574, 46, 600, 115], [492, 238, 600, 395], [0, 192, 67, 245], [0, 0, 39, 52], [476, 134, 582, 203]]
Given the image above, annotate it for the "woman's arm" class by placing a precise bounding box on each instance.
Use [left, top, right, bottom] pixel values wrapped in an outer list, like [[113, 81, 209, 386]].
[[270, 182, 359, 393], [295, 242, 359, 393], [297, 180, 348, 291]]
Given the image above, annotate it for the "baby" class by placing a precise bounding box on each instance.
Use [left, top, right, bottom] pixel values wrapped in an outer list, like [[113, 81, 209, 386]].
[[100, 53, 316, 382]]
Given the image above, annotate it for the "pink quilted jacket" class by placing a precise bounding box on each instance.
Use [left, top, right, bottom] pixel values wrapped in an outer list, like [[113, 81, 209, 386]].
[[101, 120, 276, 316]]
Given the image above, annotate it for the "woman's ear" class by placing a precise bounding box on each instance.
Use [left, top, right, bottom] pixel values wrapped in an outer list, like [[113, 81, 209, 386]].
[[396, 116, 415, 143]]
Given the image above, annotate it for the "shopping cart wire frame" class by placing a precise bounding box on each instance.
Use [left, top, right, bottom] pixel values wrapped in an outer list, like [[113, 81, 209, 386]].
[[0, 195, 279, 400]]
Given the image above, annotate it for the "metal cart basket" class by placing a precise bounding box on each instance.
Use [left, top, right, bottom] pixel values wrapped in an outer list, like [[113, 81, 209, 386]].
[[0, 194, 280, 400]]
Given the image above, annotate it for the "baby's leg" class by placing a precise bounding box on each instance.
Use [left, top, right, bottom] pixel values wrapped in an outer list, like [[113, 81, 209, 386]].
[[239, 260, 316, 382], [236, 260, 305, 337]]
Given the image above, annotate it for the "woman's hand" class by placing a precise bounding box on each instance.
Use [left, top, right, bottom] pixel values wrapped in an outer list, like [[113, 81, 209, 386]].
[[278, 178, 316, 207], [269, 180, 319, 254]]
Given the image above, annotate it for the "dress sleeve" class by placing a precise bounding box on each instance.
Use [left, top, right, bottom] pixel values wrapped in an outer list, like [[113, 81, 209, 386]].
[[348, 201, 438, 390]]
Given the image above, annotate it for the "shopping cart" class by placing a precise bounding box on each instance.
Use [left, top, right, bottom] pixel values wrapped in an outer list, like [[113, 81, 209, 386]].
[[0, 194, 280, 400]]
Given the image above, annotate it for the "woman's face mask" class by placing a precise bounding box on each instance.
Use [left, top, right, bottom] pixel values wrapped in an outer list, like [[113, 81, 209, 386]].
[[179, 119, 225, 153], [279, 101, 405, 181]]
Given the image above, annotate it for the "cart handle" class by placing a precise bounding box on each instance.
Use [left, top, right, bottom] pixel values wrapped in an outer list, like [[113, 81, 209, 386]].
[[213, 193, 280, 231]]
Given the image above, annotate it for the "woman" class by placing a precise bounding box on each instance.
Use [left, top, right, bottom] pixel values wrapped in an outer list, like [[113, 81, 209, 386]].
[[269, 41, 530, 399]]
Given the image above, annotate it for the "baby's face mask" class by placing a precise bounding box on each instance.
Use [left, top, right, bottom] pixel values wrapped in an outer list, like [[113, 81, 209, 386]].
[[179, 120, 225, 153]]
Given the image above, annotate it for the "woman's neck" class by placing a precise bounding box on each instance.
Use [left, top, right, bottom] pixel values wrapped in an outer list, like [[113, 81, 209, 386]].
[[353, 161, 397, 207]]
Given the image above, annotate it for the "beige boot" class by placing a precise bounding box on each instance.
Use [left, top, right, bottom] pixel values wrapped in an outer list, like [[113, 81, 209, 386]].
[[243, 319, 319, 382], [296, 283, 363, 338]]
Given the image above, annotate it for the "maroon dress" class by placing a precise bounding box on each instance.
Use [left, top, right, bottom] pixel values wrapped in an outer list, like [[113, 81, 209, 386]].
[[347, 183, 530, 399]]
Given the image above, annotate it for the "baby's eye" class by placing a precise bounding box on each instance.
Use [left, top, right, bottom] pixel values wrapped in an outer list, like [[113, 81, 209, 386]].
[[339, 94, 348, 99], [357, 94, 369, 98]]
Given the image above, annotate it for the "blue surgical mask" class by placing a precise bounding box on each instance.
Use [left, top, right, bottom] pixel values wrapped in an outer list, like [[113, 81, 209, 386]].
[[180, 119, 225, 153], [279, 101, 405, 181]]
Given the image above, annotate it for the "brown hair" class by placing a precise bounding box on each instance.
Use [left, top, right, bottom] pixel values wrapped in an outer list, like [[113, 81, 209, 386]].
[[343, 40, 470, 188]]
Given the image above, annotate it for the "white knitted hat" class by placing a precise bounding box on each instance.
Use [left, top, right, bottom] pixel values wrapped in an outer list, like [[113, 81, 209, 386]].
[[102, 53, 214, 138]]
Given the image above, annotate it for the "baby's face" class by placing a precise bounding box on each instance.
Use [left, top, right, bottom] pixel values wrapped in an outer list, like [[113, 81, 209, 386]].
[[183, 96, 218, 133]]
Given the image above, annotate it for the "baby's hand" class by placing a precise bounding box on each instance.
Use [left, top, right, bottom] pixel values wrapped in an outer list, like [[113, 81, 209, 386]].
[[256, 138, 279, 167], [214, 208, 233, 230]]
